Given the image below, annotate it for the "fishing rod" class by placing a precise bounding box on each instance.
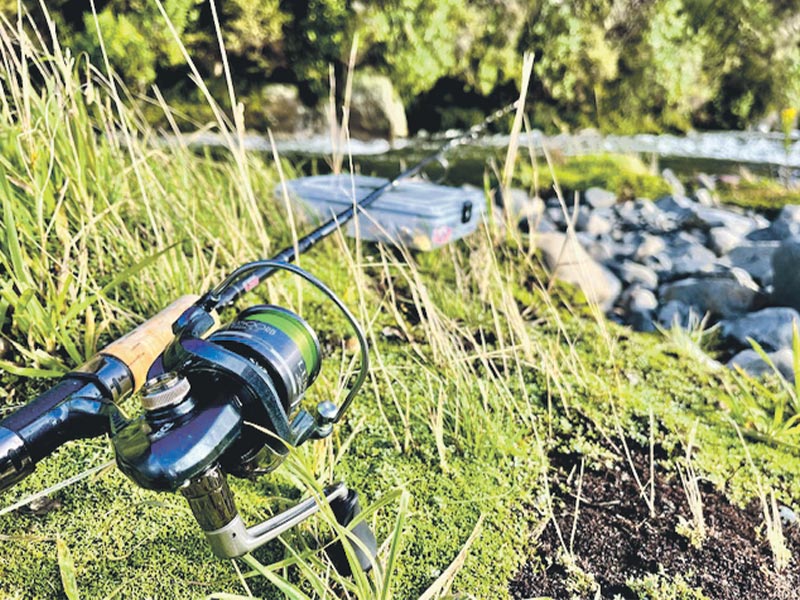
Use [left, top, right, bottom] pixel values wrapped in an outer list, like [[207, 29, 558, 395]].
[[203, 99, 520, 311], [0, 99, 520, 574]]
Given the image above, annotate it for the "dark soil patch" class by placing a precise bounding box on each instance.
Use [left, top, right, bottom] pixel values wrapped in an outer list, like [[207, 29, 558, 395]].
[[509, 444, 800, 599]]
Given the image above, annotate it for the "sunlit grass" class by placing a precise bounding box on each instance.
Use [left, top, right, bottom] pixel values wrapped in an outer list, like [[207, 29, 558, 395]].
[[0, 3, 799, 600]]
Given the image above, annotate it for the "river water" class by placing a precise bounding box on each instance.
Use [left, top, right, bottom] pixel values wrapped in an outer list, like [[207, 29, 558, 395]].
[[176, 129, 800, 180]]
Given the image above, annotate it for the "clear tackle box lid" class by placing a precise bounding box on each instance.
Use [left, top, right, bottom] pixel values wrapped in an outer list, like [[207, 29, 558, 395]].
[[282, 174, 484, 221]]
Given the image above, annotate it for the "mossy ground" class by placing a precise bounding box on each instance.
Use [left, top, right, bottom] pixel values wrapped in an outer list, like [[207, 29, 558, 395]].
[[3, 229, 799, 598], [717, 178, 800, 214]]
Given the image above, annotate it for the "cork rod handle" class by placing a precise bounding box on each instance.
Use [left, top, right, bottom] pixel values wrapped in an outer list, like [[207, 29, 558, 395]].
[[101, 295, 199, 391]]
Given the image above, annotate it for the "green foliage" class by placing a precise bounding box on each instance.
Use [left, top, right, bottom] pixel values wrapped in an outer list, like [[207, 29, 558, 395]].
[[76, 0, 201, 89], [5, 1, 800, 132]]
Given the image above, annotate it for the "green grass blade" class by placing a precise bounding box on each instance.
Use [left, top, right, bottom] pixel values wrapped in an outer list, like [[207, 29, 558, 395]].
[[239, 555, 311, 600], [56, 536, 80, 600], [379, 489, 410, 600]]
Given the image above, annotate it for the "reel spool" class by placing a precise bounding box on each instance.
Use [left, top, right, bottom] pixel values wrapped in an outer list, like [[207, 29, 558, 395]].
[[109, 264, 377, 573]]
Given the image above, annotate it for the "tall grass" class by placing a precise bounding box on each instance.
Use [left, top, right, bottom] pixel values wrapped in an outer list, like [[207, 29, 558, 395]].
[[0, 7, 559, 598], [0, 4, 797, 600]]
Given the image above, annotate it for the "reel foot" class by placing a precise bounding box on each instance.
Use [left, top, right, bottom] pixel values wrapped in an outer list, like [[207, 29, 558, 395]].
[[326, 489, 378, 576]]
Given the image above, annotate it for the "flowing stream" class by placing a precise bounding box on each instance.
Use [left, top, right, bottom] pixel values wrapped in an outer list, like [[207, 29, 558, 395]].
[[176, 129, 800, 179]]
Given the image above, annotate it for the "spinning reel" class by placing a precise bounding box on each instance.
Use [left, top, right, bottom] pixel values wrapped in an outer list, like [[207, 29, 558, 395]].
[[0, 261, 377, 575]]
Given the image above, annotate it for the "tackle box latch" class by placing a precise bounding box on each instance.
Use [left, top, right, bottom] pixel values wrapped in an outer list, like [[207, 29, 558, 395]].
[[461, 201, 473, 223]]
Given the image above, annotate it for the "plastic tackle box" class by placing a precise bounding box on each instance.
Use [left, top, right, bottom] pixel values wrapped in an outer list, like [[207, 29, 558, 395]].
[[278, 174, 484, 250]]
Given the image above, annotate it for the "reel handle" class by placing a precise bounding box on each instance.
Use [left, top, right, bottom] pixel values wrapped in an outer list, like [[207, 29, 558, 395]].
[[181, 467, 377, 574]]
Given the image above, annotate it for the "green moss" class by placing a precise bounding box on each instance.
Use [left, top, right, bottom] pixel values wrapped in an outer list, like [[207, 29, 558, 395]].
[[530, 153, 671, 201], [628, 570, 711, 600], [717, 178, 800, 214]]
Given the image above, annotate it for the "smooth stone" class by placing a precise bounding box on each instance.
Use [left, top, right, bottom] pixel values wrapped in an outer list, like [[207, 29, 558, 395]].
[[660, 275, 759, 318], [493, 187, 537, 219], [656, 194, 696, 214], [657, 299, 701, 329], [772, 238, 800, 311], [696, 173, 716, 191], [695, 188, 715, 206], [749, 206, 800, 240], [779, 505, 797, 528], [666, 241, 717, 277], [778, 204, 800, 225], [535, 232, 622, 310], [256, 83, 314, 133], [709, 227, 743, 256], [728, 348, 795, 382], [577, 210, 613, 237], [584, 187, 617, 209], [547, 206, 567, 227], [635, 234, 667, 260], [519, 210, 556, 234], [642, 208, 682, 233], [582, 239, 616, 263], [726, 242, 779, 286], [720, 307, 800, 351], [628, 309, 657, 332], [614, 200, 640, 227], [662, 168, 686, 197], [689, 206, 758, 235], [621, 286, 659, 312], [613, 261, 659, 290], [350, 71, 408, 138], [643, 252, 674, 274]]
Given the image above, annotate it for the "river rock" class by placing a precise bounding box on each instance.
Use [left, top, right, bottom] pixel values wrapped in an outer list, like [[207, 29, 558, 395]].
[[586, 213, 613, 237], [535, 232, 621, 309], [690, 206, 758, 236], [660, 273, 759, 318], [725, 242, 779, 285], [584, 187, 617, 209], [635, 234, 666, 260], [665, 239, 717, 277], [636, 198, 682, 232], [257, 83, 314, 134], [657, 300, 701, 329], [695, 188, 715, 207], [728, 348, 795, 382], [629, 310, 657, 332], [779, 505, 798, 528], [696, 173, 716, 191], [749, 205, 800, 240], [622, 286, 659, 312], [720, 307, 800, 351], [772, 238, 800, 311], [613, 261, 659, 290], [643, 251, 674, 275], [656, 194, 696, 215], [349, 71, 408, 139], [493, 187, 535, 219], [547, 206, 568, 228], [709, 227, 742, 256], [662, 168, 686, 197], [773, 205, 800, 238]]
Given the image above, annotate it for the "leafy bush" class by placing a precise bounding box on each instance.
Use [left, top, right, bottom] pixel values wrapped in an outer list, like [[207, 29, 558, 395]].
[[5, 1, 800, 132]]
